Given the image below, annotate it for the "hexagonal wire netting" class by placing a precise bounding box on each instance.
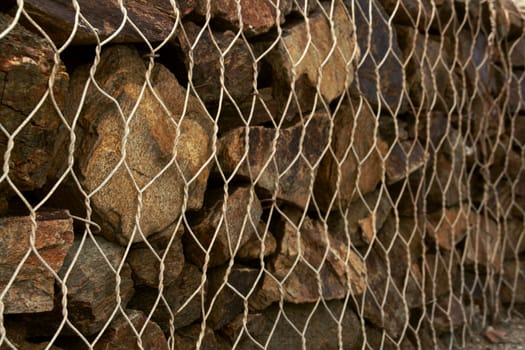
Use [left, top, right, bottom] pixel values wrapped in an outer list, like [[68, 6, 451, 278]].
[[0, 0, 524, 349]]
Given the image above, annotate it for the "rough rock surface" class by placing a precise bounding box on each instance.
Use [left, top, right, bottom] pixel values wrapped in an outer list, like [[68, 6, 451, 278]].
[[59, 235, 134, 335], [0, 211, 73, 314], [0, 13, 69, 198], [70, 45, 213, 244]]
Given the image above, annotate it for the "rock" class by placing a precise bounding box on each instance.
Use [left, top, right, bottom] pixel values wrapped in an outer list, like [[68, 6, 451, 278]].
[[173, 324, 218, 350], [24, 0, 191, 45], [184, 186, 263, 267], [1, 320, 64, 350], [177, 21, 255, 103], [426, 293, 466, 334], [249, 211, 366, 307], [396, 25, 457, 113], [128, 263, 204, 332], [223, 301, 363, 349], [59, 235, 134, 335], [94, 309, 168, 350], [503, 220, 525, 257], [264, 0, 359, 117], [206, 265, 259, 329], [500, 259, 525, 304], [127, 223, 185, 287], [327, 189, 392, 248], [195, 0, 292, 37], [514, 115, 525, 146], [217, 111, 330, 209], [421, 252, 457, 301], [314, 99, 387, 212], [376, 0, 453, 32], [214, 87, 280, 134], [363, 215, 422, 337], [495, 38, 525, 68], [0, 13, 69, 196], [427, 152, 467, 209], [70, 45, 213, 244], [385, 140, 427, 185], [425, 208, 472, 250], [464, 215, 502, 272], [0, 210, 73, 314], [348, 0, 408, 114], [236, 222, 277, 260]]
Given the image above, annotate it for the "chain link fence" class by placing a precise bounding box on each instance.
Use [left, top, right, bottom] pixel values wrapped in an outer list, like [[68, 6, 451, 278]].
[[0, 0, 524, 349]]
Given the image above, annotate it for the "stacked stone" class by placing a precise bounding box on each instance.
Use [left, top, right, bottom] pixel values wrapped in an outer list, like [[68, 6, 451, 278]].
[[0, 0, 523, 349]]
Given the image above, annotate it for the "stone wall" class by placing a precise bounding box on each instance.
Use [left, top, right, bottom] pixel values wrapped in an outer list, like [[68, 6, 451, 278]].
[[0, 0, 524, 348]]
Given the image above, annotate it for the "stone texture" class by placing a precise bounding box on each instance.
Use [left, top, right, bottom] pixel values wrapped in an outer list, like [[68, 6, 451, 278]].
[[376, 0, 453, 32], [223, 301, 363, 350], [464, 215, 502, 272], [1, 320, 64, 350], [425, 208, 472, 251], [349, 0, 408, 114], [249, 211, 366, 308], [24, 0, 191, 45], [59, 235, 134, 335], [173, 324, 218, 350], [217, 111, 330, 209], [314, 99, 387, 212], [421, 252, 457, 301], [94, 309, 168, 350], [236, 222, 277, 260], [327, 189, 392, 248], [70, 45, 213, 244], [178, 21, 255, 103], [426, 293, 466, 334], [503, 219, 525, 257], [206, 265, 259, 329], [363, 215, 423, 337], [127, 223, 185, 287], [396, 25, 457, 113], [184, 186, 263, 267], [500, 259, 525, 304], [195, 0, 292, 37], [0, 210, 73, 314], [0, 13, 69, 197], [264, 0, 359, 116], [128, 263, 204, 332], [385, 140, 427, 185]]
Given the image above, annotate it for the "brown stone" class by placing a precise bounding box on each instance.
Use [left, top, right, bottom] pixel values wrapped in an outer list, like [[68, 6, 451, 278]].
[[59, 235, 134, 335], [184, 186, 263, 267], [217, 111, 330, 209], [385, 140, 427, 185], [94, 309, 168, 350], [464, 215, 502, 272], [206, 265, 259, 329], [236, 222, 277, 260], [214, 87, 280, 134], [70, 45, 213, 244], [503, 219, 525, 257], [127, 223, 185, 287], [500, 259, 525, 304], [327, 189, 393, 247], [0, 211, 73, 314], [349, 0, 408, 114], [250, 212, 366, 307], [264, 0, 359, 117], [426, 208, 472, 251], [396, 25, 457, 113], [376, 0, 453, 32], [178, 21, 255, 103], [314, 99, 387, 212], [128, 264, 204, 332], [514, 115, 525, 146], [24, 0, 190, 45], [421, 252, 457, 301], [0, 13, 69, 196], [427, 152, 467, 209], [427, 294, 466, 334], [224, 301, 363, 349], [174, 324, 218, 350], [363, 215, 423, 337], [498, 69, 525, 114], [1, 321, 63, 350], [195, 0, 292, 37]]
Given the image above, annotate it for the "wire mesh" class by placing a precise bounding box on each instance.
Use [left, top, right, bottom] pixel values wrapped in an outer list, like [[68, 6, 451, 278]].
[[0, 0, 524, 349]]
